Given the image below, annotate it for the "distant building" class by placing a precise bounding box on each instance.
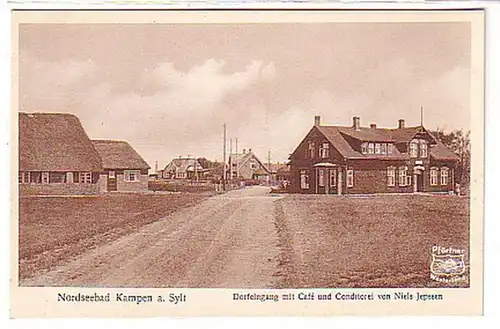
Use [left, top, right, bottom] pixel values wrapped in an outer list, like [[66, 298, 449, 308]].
[[18, 112, 103, 195], [162, 157, 204, 180], [91, 140, 150, 192], [268, 162, 291, 185], [288, 115, 459, 194], [228, 149, 270, 181]]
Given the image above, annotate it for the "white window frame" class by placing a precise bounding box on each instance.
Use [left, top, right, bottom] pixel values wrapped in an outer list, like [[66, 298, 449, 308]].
[[361, 142, 368, 154], [308, 141, 315, 158], [430, 167, 438, 186], [368, 143, 374, 154], [41, 172, 50, 184], [387, 143, 393, 155], [381, 143, 387, 155], [420, 140, 428, 158], [78, 172, 92, 184], [318, 169, 325, 187], [19, 172, 31, 184], [375, 143, 381, 154], [109, 170, 116, 178], [346, 169, 354, 187], [387, 167, 396, 187], [250, 161, 257, 170], [320, 142, 329, 158], [398, 166, 409, 186], [300, 170, 309, 189], [330, 169, 337, 187], [440, 167, 449, 186], [124, 170, 140, 182], [410, 140, 419, 158]]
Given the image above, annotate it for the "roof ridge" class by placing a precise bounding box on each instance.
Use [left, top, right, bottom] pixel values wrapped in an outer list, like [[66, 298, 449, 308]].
[[91, 139, 129, 143], [19, 112, 78, 116]]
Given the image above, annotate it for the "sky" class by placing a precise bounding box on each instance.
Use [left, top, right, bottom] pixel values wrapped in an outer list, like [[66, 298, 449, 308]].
[[19, 22, 471, 168]]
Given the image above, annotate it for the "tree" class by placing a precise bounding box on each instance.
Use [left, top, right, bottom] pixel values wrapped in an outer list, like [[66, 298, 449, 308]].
[[431, 128, 471, 189]]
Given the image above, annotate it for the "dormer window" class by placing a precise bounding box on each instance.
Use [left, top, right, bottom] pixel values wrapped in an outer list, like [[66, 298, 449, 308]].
[[361, 142, 368, 154], [410, 139, 419, 158], [375, 143, 381, 154], [368, 143, 374, 154], [387, 143, 393, 155]]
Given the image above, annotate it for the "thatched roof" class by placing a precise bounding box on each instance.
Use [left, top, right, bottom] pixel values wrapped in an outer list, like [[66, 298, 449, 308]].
[[19, 112, 103, 172], [163, 158, 203, 173], [91, 140, 150, 170]]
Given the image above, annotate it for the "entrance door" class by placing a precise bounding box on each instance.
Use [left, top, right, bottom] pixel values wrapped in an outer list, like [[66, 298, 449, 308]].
[[416, 173, 424, 192], [108, 170, 117, 191], [317, 168, 327, 194]]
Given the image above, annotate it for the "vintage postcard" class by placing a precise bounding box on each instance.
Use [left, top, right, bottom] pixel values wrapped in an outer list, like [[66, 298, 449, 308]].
[[10, 9, 484, 317]]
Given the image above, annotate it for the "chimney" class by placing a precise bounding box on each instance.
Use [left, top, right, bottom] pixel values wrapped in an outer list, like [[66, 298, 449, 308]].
[[243, 149, 246, 154], [249, 148, 252, 153], [314, 115, 321, 126], [370, 123, 377, 129], [398, 119, 405, 129], [352, 116, 361, 130]]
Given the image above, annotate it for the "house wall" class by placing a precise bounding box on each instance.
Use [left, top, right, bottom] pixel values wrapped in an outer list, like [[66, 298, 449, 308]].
[[98, 173, 108, 193], [425, 160, 456, 193], [290, 158, 456, 195], [234, 155, 269, 180], [19, 171, 101, 195], [289, 127, 345, 193], [116, 173, 149, 192], [19, 183, 99, 195], [345, 160, 413, 194]]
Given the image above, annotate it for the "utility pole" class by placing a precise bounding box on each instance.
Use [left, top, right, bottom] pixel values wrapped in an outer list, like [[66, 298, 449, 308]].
[[229, 138, 233, 181], [235, 137, 239, 179], [268, 150, 271, 185], [222, 123, 227, 191], [420, 106, 424, 127]]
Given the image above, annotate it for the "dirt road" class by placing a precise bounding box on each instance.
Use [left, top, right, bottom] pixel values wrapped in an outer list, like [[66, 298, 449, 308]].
[[22, 186, 282, 288]]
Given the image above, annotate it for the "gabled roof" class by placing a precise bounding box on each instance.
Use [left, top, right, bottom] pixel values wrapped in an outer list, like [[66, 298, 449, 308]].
[[292, 123, 457, 161], [164, 158, 204, 173], [337, 125, 430, 143], [91, 140, 150, 170], [19, 112, 103, 171], [429, 141, 460, 161], [229, 151, 270, 173]]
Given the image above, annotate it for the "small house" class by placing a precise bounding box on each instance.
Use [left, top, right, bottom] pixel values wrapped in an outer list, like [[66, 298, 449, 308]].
[[162, 157, 204, 180], [228, 149, 270, 181], [91, 140, 150, 192]]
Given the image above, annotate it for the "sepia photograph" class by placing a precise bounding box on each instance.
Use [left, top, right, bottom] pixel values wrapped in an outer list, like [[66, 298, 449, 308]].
[[10, 9, 485, 316]]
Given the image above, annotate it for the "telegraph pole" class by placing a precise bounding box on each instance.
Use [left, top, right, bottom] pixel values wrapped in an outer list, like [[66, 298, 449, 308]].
[[268, 150, 271, 185], [222, 123, 227, 191], [420, 106, 424, 127], [229, 138, 233, 181], [235, 137, 239, 179]]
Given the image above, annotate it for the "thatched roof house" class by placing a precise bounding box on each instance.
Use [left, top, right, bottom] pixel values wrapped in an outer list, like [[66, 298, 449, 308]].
[[162, 157, 204, 180], [18, 112, 103, 195], [91, 140, 150, 170], [91, 140, 150, 192]]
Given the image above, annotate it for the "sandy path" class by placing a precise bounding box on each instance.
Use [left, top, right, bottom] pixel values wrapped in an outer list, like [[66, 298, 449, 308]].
[[21, 186, 282, 288]]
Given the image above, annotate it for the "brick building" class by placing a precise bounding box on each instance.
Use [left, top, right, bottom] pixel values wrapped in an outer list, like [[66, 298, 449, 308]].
[[288, 116, 459, 194]]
